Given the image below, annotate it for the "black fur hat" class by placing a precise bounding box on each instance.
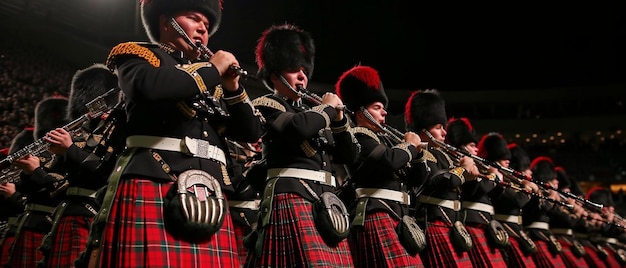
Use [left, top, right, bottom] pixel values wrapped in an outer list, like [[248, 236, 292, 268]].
[[477, 132, 511, 162], [554, 166, 571, 191], [404, 89, 447, 132], [335, 65, 387, 111], [445, 117, 478, 148], [255, 23, 315, 89], [507, 143, 530, 171], [586, 187, 614, 207], [530, 156, 556, 184], [141, 0, 222, 42], [34, 97, 69, 139], [67, 63, 119, 121], [9, 127, 35, 154]]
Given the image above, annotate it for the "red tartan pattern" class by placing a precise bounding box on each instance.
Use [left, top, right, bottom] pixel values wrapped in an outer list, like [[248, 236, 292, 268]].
[[0, 235, 15, 266], [233, 221, 250, 265], [7, 230, 44, 268], [502, 237, 537, 268], [98, 177, 241, 267], [44, 215, 92, 268], [250, 193, 353, 267], [603, 246, 623, 268], [582, 244, 607, 268], [555, 236, 588, 268], [465, 224, 507, 268], [349, 211, 424, 267], [531, 240, 567, 268], [420, 219, 473, 268]]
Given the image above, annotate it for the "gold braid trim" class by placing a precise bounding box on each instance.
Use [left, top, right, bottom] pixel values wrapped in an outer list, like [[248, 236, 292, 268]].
[[300, 140, 317, 157], [350, 127, 381, 144], [310, 104, 331, 127], [420, 150, 437, 163], [176, 102, 197, 119], [223, 90, 248, 105], [106, 42, 160, 70], [221, 163, 231, 186], [330, 120, 350, 133], [212, 85, 223, 101], [174, 62, 212, 93], [394, 142, 413, 162], [251, 96, 286, 112], [450, 167, 466, 184]]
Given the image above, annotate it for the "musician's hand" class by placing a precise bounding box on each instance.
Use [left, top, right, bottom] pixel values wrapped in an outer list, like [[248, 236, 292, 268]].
[[321, 93, 344, 121], [404, 132, 422, 151], [521, 180, 539, 193], [13, 154, 40, 175], [45, 128, 72, 155], [459, 156, 479, 181], [209, 50, 240, 92], [0, 182, 16, 198]]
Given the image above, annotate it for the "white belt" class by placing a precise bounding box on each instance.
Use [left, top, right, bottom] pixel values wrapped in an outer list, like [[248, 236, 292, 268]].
[[462, 201, 494, 215], [575, 232, 589, 239], [418, 195, 461, 211], [494, 214, 522, 225], [228, 200, 261, 210], [355, 188, 410, 205], [126, 135, 226, 165], [267, 168, 336, 187], [527, 221, 549, 230], [598, 237, 618, 244], [550, 228, 573, 235]]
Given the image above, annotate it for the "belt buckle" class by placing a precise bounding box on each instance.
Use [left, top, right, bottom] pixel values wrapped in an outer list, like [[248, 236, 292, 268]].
[[453, 200, 461, 211], [517, 216, 523, 225], [402, 192, 410, 206]]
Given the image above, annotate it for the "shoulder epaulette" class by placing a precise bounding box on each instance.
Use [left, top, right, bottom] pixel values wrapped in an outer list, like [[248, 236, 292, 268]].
[[349, 127, 381, 144], [422, 150, 437, 163], [251, 96, 286, 112], [106, 42, 160, 70]]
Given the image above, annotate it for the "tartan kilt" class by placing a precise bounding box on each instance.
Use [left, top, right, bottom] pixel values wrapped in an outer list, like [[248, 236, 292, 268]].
[[555, 236, 588, 268], [251, 193, 353, 267], [465, 224, 506, 267], [0, 235, 15, 266], [233, 220, 251, 265], [582, 244, 607, 268], [7, 230, 44, 268], [43, 215, 92, 268], [531, 240, 567, 268], [501, 237, 537, 268], [604, 246, 623, 268], [420, 219, 473, 268], [349, 211, 423, 267], [98, 177, 241, 268]]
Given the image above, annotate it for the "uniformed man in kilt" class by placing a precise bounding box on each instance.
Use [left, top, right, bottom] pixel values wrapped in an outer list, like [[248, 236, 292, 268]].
[[489, 143, 539, 268], [7, 97, 70, 268], [336, 65, 425, 267], [36, 64, 119, 268], [405, 89, 479, 267], [245, 23, 359, 267], [81, 0, 263, 267], [523, 156, 568, 267]]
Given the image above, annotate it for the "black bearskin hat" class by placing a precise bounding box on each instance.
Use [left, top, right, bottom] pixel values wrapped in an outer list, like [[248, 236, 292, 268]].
[[554, 166, 571, 191], [445, 117, 478, 148], [335, 65, 388, 112], [9, 127, 34, 154], [404, 89, 447, 132], [67, 64, 119, 121], [477, 132, 511, 162], [530, 156, 556, 184], [508, 143, 530, 171], [141, 0, 222, 42], [586, 187, 614, 208], [34, 97, 69, 140], [255, 23, 315, 89]]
